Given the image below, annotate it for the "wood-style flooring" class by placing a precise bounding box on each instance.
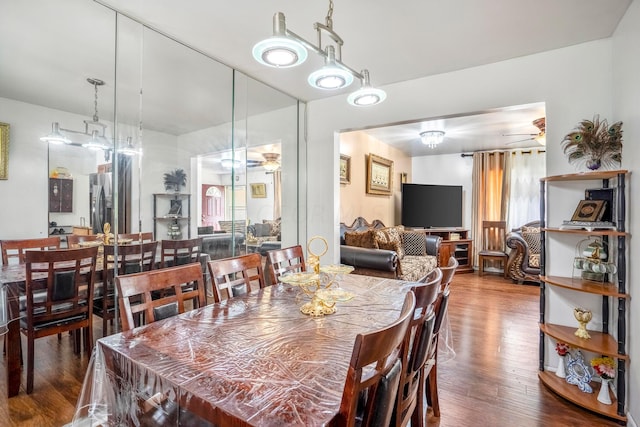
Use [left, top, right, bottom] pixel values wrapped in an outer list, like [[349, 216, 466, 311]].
[[0, 273, 624, 426]]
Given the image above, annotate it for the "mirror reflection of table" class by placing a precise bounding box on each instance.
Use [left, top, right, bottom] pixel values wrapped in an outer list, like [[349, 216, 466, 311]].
[[71, 274, 411, 426]]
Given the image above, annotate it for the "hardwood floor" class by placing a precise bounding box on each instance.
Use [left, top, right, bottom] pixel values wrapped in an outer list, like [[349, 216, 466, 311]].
[[0, 273, 624, 426]]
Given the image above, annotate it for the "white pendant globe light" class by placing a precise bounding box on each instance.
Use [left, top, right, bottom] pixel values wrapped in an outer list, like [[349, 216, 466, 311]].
[[252, 13, 308, 68], [308, 46, 353, 90]]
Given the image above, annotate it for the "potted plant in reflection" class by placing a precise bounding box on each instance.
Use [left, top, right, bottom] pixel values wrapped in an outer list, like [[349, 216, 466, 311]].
[[163, 169, 187, 193]]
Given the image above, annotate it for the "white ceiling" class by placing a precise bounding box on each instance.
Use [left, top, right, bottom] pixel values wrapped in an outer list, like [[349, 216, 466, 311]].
[[0, 0, 631, 156]]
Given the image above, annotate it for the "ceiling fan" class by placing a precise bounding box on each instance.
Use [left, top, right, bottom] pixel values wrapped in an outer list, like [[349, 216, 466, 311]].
[[246, 152, 281, 172], [504, 117, 546, 145]]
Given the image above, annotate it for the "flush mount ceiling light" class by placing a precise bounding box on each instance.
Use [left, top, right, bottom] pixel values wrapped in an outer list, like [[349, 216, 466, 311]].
[[261, 153, 281, 172], [252, 0, 386, 106], [41, 78, 114, 152], [420, 130, 446, 149], [221, 158, 243, 169]]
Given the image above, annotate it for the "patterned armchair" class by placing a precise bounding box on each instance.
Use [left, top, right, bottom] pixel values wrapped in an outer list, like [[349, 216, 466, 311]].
[[506, 221, 541, 284]]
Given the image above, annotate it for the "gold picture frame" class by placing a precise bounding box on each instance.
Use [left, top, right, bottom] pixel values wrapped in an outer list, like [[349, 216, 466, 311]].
[[366, 153, 393, 196], [0, 122, 9, 180], [340, 154, 351, 184], [250, 183, 267, 198]]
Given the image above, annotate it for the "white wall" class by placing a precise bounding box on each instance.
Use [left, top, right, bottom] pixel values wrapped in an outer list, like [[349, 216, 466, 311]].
[[411, 153, 474, 231], [612, 1, 640, 425]]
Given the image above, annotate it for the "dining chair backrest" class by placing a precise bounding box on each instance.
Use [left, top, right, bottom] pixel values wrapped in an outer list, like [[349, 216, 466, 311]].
[[1, 237, 61, 265], [23, 246, 98, 393], [439, 256, 458, 289], [117, 232, 154, 244], [393, 268, 442, 427], [421, 282, 452, 419], [67, 234, 101, 249], [97, 241, 158, 335], [207, 253, 266, 303], [116, 263, 206, 332], [161, 237, 203, 268], [338, 292, 416, 427], [266, 245, 306, 284]]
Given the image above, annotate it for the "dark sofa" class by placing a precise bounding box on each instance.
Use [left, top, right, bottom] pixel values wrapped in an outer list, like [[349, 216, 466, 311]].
[[339, 217, 441, 282]]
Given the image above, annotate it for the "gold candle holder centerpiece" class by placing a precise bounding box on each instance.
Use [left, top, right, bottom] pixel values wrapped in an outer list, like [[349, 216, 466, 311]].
[[573, 307, 592, 339], [279, 236, 354, 316]]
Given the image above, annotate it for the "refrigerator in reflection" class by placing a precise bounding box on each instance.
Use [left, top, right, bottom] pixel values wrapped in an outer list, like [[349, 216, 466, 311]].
[[89, 173, 112, 234]]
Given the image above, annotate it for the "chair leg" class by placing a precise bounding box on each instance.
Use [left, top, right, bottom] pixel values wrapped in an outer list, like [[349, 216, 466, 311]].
[[412, 366, 426, 427], [73, 330, 81, 354], [26, 334, 35, 394], [478, 256, 484, 276], [427, 363, 440, 417]]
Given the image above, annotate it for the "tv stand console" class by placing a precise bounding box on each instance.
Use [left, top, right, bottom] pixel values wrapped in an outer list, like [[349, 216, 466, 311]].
[[410, 228, 473, 273]]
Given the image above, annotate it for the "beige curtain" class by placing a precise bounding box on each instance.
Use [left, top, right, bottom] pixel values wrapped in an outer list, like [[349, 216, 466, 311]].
[[273, 171, 282, 219], [471, 152, 509, 267]]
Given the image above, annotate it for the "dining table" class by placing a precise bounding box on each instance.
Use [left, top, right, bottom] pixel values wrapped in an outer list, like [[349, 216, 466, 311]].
[[71, 273, 412, 426], [0, 248, 212, 398]]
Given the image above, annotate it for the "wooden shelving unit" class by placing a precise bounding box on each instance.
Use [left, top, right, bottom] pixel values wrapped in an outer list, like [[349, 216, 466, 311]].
[[539, 170, 629, 422]]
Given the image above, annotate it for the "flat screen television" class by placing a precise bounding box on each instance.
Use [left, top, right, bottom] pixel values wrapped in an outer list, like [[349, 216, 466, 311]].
[[401, 183, 463, 228]]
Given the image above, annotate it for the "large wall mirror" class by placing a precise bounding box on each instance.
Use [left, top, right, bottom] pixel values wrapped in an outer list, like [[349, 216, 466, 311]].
[[1, 0, 304, 260]]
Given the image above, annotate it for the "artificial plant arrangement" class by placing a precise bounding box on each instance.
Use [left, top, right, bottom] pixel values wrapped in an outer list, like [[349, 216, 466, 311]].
[[163, 169, 187, 192], [561, 115, 623, 171]]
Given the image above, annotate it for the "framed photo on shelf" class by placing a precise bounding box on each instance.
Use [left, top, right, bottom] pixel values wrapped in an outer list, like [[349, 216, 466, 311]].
[[340, 154, 351, 184], [250, 183, 267, 198], [571, 199, 607, 222], [366, 153, 393, 195]]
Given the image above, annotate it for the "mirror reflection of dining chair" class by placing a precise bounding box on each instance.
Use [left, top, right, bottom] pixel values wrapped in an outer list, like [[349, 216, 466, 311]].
[[337, 292, 415, 427], [478, 220, 508, 278], [1, 237, 61, 265], [160, 238, 203, 269], [96, 241, 158, 336], [22, 246, 98, 394], [116, 263, 206, 332], [207, 253, 265, 303], [265, 245, 306, 285]]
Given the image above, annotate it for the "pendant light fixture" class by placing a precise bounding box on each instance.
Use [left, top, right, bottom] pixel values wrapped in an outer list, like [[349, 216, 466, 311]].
[[252, 1, 386, 106], [40, 78, 113, 151]]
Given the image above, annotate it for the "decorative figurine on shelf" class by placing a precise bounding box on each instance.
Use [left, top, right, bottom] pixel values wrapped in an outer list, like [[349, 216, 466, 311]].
[[566, 350, 594, 393], [561, 115, 623, 171], [163, 168, 187, 193], [591, 356, 615, 405], [167, 220, 182, 240], [573, 307, 592, 339]]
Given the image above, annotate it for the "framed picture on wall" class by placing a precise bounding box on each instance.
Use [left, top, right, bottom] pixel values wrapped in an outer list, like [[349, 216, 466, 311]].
[[366, 153, 393, 196], [250, 183, 267, 198], [340, 154, 351, 184], [0, 122, 9, 180]]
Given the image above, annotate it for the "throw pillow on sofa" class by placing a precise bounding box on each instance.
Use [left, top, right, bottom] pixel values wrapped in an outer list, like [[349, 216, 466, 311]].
[[401, 231, 426, 256], [373, 226, 405, 259], [344, 230, 379, 249]]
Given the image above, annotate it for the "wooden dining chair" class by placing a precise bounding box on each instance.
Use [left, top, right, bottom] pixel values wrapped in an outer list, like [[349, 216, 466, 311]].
[[117, 232, 154, 243], [22, 246, 98, 393], [160, 237, 203, 268], [96, 241, 158, 335], [207, 253, 266, 303], [337, 291, 415, 427], [478, 220, 508, 278], [440, 256, 459, 290], [420, 281, 452, 419], [393, 268, 442, 427], [1, 236, 61, 265], [265, 244, 306, 285], [116, 263, 206, 332]]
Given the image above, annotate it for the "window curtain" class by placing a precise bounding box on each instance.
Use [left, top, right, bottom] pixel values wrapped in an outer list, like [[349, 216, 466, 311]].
[[471, 152, 507, 267], [504, 150, 546, 231], [273, 171, 282, 219]]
